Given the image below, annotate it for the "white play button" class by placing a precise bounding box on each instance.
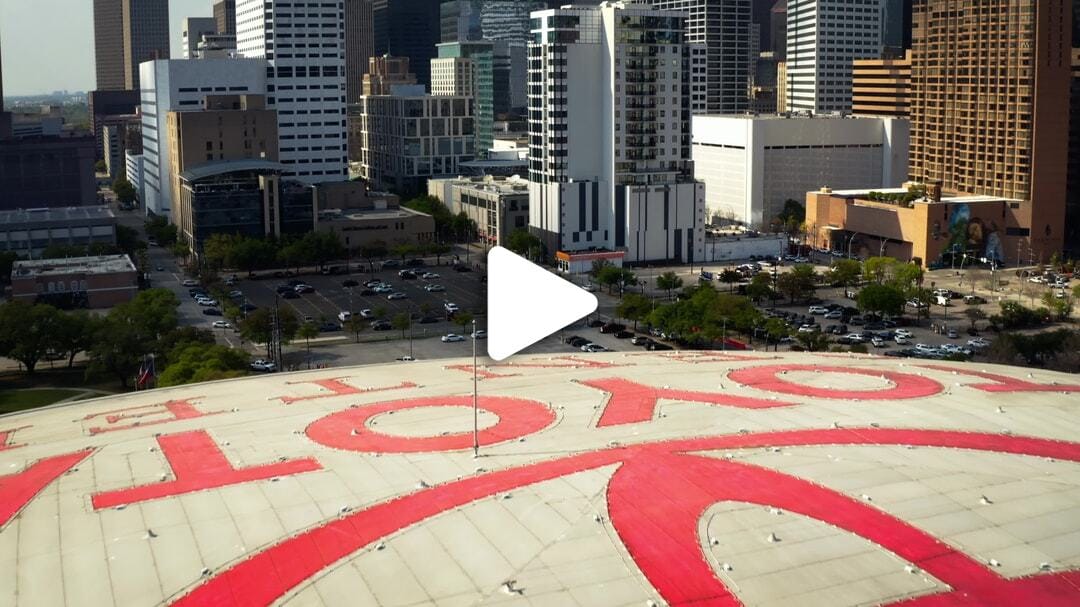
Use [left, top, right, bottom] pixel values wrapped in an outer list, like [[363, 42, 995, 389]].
[[487, 246, 598, 361]]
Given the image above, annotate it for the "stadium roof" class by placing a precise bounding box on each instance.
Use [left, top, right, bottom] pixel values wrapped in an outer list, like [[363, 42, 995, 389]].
[[3, 352, 1080, 606]]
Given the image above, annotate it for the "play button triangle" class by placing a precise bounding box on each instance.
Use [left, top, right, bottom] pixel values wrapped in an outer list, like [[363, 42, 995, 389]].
[[487, 246, 598, 361]]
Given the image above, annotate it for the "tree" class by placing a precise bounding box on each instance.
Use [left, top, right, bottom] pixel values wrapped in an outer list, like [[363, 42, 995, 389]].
[[856, 284, 906, 318], [453, 312, 475, 333], [115, 225, 145, 257], [617, 294, 653, 330], [745, 272, 775, 305], [158, 344, 250, 387], [656, 272, 683, 300], [424, 242, 453, 265], [0, 251, 20, 285], [144, 216, 178, 247], [828, 259, 862, 291], [229, 237, 278, 274], [776, 265, 817, 303], [764, 317, 789, 352], [0, 302, 62, 375], [964, 306, 987, 330], [344, 315, 367, 343], [95, 159, 108, 174], [374, 305, 388, 320], [1042, 290, 1074, 322], [391, 312, 413, 339], [86, 318, 146, 388], [52, 311, 99, 368], [240, 306, 300, 359], [390, 242, 417, 261], [112, 177, 136, 205], [297, 322, 320, 359], [719, 269, 742, 292], [590, 259, 614, 281], [863, 256, 895, 285], [357, 241, 388, 272], [595, 265, 624, 294], [795, 330, 831, 352], [507, 229, 543, 261], [991, 301, 1045, 330], [890, 262, 925, 293]]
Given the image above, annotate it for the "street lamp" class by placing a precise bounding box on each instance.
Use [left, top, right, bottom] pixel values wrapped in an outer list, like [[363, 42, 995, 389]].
[[847, 232, 860, 260], [472, 318, 479, 459]]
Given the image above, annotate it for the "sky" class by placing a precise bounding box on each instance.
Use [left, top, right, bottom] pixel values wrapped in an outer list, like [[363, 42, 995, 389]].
[[1, 0, 213, 97]]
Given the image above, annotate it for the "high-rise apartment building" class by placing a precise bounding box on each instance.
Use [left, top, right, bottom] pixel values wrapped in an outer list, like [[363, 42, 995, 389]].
[[1067, 48, 1080, 256], [785, 0, 885, 114], [852, 53, 910, 118], [345, 0, 375, 104], [437, 42, 495, 156], [372, 0, 441, 88], [910, 0, 1071, 262], [651, 0, 752, 115], [362, 56, 418, 96], [528, 3, 706, 267], [182, 18, 218, 60], [93, 0, 170, 91], [235, 0, 348, 184], [770, 0, 786, 60], [214, 0, 236, 35]]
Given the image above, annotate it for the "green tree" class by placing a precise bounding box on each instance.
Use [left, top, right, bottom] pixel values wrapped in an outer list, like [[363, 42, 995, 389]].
[[115, 225, 145, 257], [656, 272, 684, 300], [157, 344, 250, 387], [52, 310, 99, 368], [0, 302, 62, 375], [390, 242, 417, 261], [964, 306, 987, 330], [590, 259, 614, 280], [507, 229, 543, 260], [857, 284, 906, 317], [112, 177, 136, 205], [229, 237, 278, 273], [344, 315, 367, 343], [357, 241, 388, 272], [889, 262, 925, 293], [1042, 290, 1074, 322], [745, 272, 775, 305], [202, 233, 236, 271], [374, 305, 388, 320], [0, 251, 20, 284], [86, 318, 146, 388], [391, 312, 412, 339], [863, 256, 895, 285], [616, 294, 653, 330], [764, 317, 789, 352], [795, 330, 831, 352], [776, 265, 817, 303], [240, 306, 300, 359], [991, 301, 1045, 330], [719, 269, 742, 292], [95, 159, 108, 173], [297, 321, 320, 358], [453, 311, 475, 333], [595, 265, 624, 294], [144, 216, 178, 247], [828, 259, 862, 291]]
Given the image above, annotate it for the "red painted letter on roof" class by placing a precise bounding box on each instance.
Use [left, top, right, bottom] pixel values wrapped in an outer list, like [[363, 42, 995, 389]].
[[83, 398, 223, 435], [919, 365, 1080, 394], [91, 430, 321, 509], [727, 364, 943, 400], [579, 377, 794, 428], [275, 377, 417, 405], [0, 425, 30, 452], [1, 450, 92, 528]]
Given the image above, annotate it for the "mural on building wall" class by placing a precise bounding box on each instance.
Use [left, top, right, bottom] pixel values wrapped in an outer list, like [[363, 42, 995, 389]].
[[944, 204, 1005, 263]]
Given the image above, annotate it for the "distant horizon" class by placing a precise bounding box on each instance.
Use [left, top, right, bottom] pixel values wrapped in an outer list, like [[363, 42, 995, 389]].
[[0, 0, 215, 97]]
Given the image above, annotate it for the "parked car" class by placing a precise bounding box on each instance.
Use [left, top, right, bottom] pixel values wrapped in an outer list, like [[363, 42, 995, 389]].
[[387, 292, 408, 300], [281, 291, 300, 300], [569, 337, 591, 348], [871, 337, 886, 348], [471, 330, 487, 340], [398, 270, 418, 280], [182, 279, 199, 287], [211, 320, 232, 329], [947, 329, 960, 339], [359, 309, 375, 319], [337, 311, 352, 322], [646, 342, 673, 351], [453, 264, 472, 272], [894, 335, 910, 345], [444, 302, 460, 313], [319, 322, 340, 332], [631, 336, 652, 346], [425, 284, 446, 292], [381, 260, 401, 269], [294, 284, 315, 294], [614, 331, 634, 339], [250, 359, 276, 372], [600, 322, 627, 334], [581, 283, 599, 292], [197, 298, 219, 307], [963, 295, 987, 305], [373, 285, 394, 294], [581, 343, 609, 353], [371, 320, 392, 331], [442, 333, 466, 343], [202, 308, 223, 316], [824, 310, 843, 320], [421, 272, 441, 280], [809, 306, 829, 315], [364, 279, 383, 288]]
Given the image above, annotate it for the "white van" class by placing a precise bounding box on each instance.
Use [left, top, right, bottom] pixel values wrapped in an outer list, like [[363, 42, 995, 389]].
[[337, 311, 352, 322], [935, 295, 951, 306]]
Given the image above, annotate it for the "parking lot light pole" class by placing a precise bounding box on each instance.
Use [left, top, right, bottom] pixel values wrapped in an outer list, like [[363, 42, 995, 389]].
[[472, 319, 479, 459]]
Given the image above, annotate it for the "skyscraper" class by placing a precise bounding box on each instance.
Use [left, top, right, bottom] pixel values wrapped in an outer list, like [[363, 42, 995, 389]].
[[214, 0, 236, 35], [528, 3, 706, 266], [345, 0, 375, 104], [182, 18, 218, 60], [372, 0, 441, 88], [909, 0, 1071, 261], [785, 0, 885, 114], [93, 0, 170, 91], [121, 0, 170, 90], [236, 0, 348, 184], [651, 0, 752, 115]]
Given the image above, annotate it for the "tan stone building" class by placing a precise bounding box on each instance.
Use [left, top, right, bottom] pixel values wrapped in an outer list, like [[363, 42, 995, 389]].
[[10, 255, 138, 309], [362, 55, 417, 96], [852, 52, 910, 118], [165, 95, 283, 254], [910, 0, 1072, 263], [314, 181, 434, 252], [427, 175, 530, 247]]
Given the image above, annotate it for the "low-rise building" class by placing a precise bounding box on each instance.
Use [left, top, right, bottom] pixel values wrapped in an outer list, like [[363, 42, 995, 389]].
[[0, 206, 118, 258], [349, 92, 475, 195], [314, 181, 435, 252], [427, 175, 528, 247], [693, 114, 909, 228], [805, 184, 1019, 268], [10, 254, 138, 309]]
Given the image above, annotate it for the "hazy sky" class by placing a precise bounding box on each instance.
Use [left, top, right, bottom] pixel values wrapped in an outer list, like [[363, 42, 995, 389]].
[[1, 0, 215, 96]]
